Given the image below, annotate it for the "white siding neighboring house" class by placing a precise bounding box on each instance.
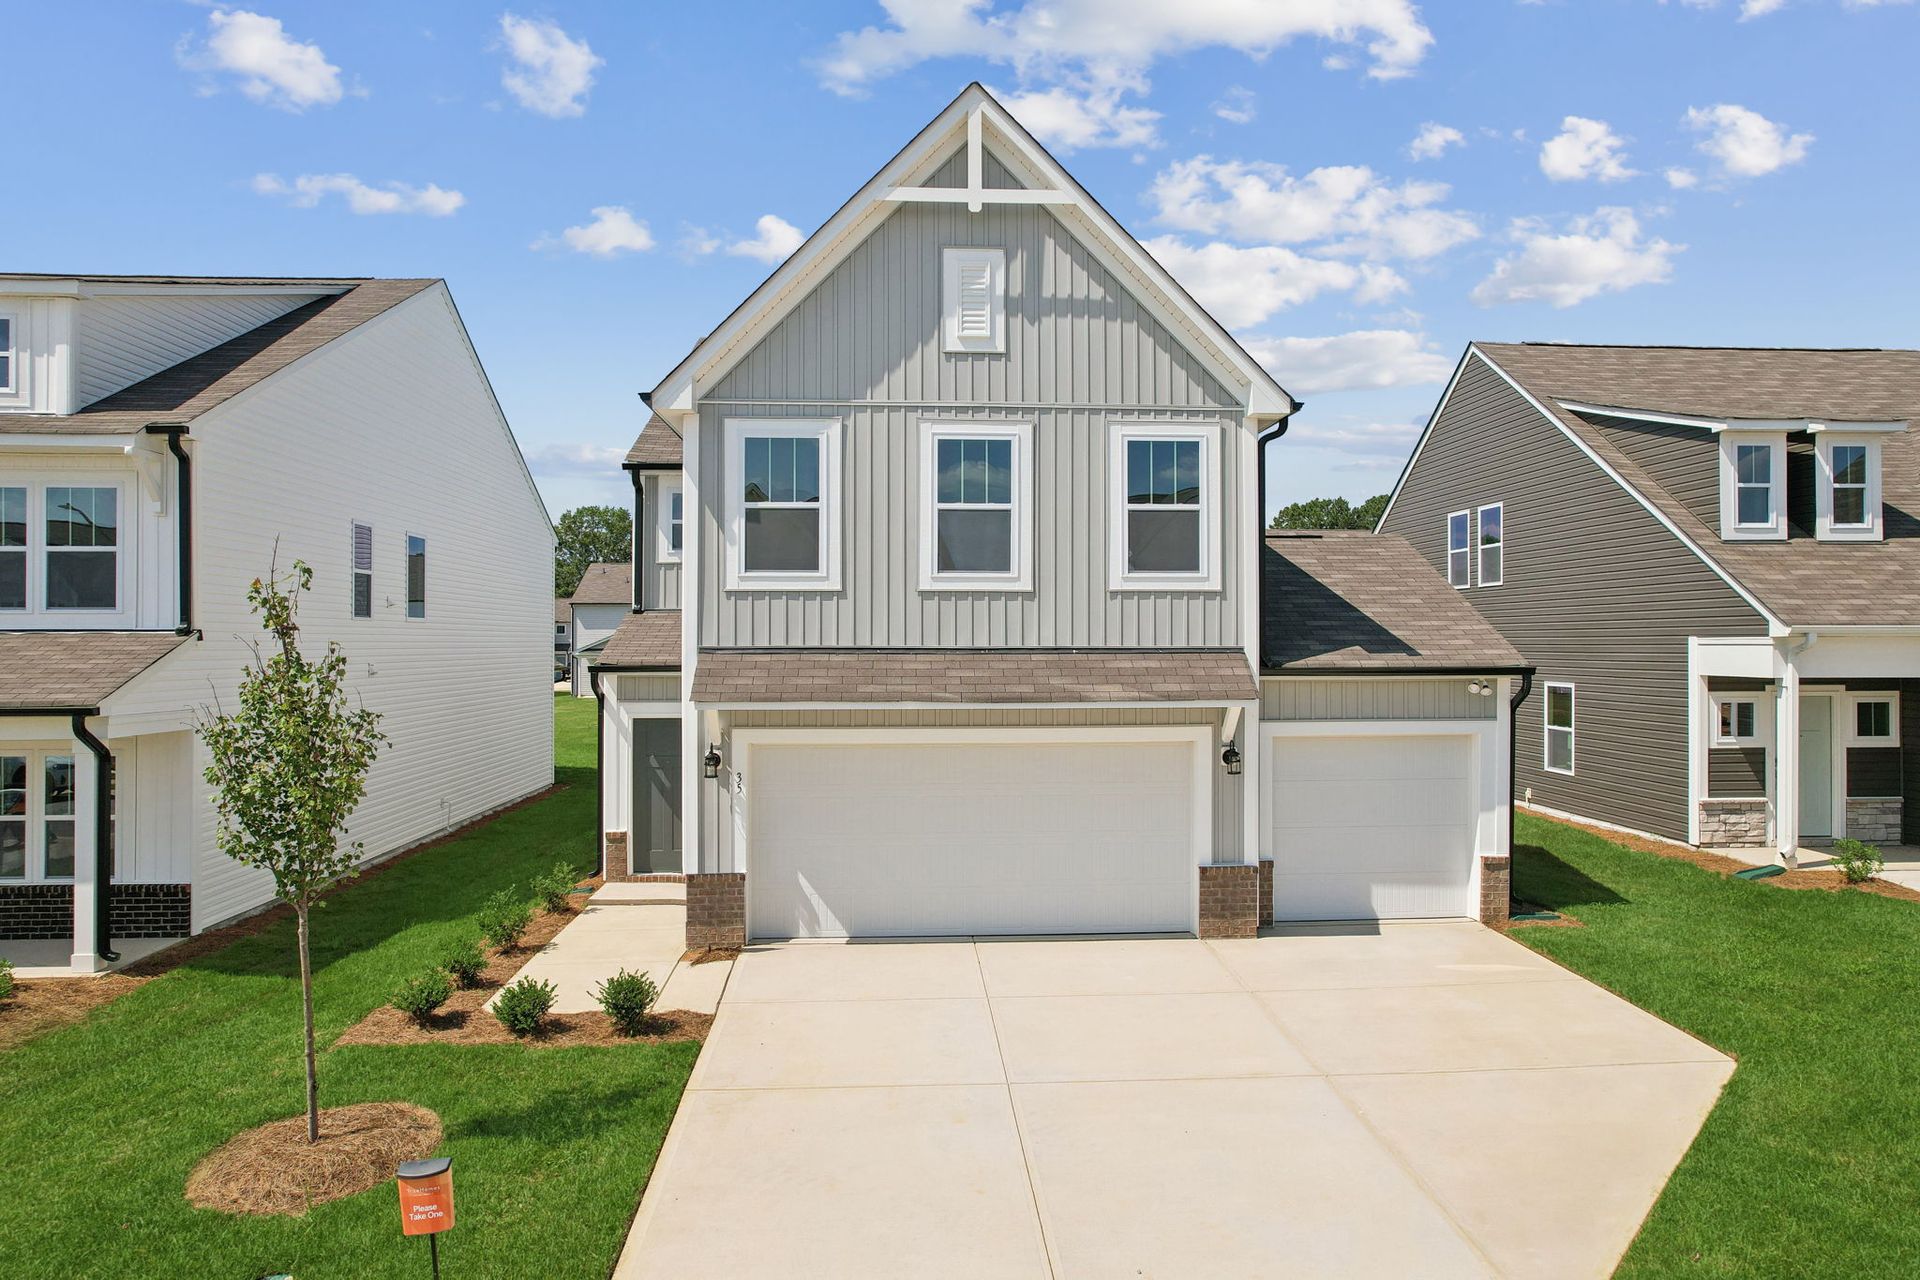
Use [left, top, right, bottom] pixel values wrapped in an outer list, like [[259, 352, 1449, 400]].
[[0, 273, 553, 971], [568, 561, 632, 696]]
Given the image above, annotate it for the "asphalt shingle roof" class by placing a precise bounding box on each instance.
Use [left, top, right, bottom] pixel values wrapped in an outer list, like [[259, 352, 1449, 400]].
[[689, 648, 1257, 704], [569, 562, 633, 606], [1262, 532, 1527, 671], [625, 415, 683, 468], [0, 631, 190, 709], [594, 611, 681, 670], [1477, 342, 1920, 626]]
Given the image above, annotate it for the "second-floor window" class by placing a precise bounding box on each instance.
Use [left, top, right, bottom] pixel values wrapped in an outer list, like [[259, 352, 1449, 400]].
[[1735, 444, 1771, 527], [406, 535, 427, 620], [919, 422, 1033, 591], [0, 315, 13, 393], [0, 482, 122, 614], [1815, 435, 1883, 541], [1446, 510, 1470, 588], [351, 522, 373, 618], [1110, 424, 1219, 591], [725, 419, 841, 591], [1477, 504, 1503, 587], [658, 482, 683, 562], [1719, 433, 1785, 540]]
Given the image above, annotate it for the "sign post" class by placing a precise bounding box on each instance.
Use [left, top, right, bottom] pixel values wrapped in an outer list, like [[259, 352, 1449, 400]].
[[396, 1157, 455, 1278]]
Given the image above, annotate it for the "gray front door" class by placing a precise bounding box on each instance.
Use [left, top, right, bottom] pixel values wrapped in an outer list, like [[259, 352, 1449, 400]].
[[1799, 695, 1833, 840], [632, 718, 682, 874]]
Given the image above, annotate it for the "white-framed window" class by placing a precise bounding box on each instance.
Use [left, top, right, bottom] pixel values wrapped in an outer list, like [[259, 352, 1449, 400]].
[[1446, 510, 1470, 588], [918, 421, 1034, 591], [1544, 682, 1576, 775], [724, 418, 841, 591], [1717, 433, 1786, 540], [1712, 696, 1760, 746], [1108, 422, 1221, 591], [0, 752, 77, 882], [1476, 503, 1504, 587], [0, 479, 130, 617], [656, 480, 683, 563], [350, 522, 373, 618], [0, 313, 14, 394], [1815, 435, 1883, 541], [1845, 693, 1900, 746], [405, 534, 426, 620], [941, 247, 1006, 354]]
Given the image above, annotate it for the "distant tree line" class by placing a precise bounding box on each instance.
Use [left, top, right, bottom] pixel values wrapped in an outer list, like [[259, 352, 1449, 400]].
[[1267, 494, 1389, 531], [553, 504, 631, 597]]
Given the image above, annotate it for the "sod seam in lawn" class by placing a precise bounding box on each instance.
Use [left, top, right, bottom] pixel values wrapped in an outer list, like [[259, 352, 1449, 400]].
[[1510, 812, 1920, 1279], [0, 696, 693, 1280]]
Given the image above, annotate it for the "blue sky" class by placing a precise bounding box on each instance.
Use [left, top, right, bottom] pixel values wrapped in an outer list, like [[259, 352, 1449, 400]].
[[8, 1, 1919, 518]]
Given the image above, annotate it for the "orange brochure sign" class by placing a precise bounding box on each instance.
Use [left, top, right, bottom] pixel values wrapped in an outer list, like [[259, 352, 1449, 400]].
[[397, 1161, 455, 1237]]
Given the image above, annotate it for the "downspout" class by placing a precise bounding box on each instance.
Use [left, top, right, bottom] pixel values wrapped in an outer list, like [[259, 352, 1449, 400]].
[[630, 467, 645, 615], [147, 425, 194, 635], [1254, 399, 1303, 668], [1508, 671, 1535, 916], [593, 667, 607, 878], [71, 714, 118, 964]]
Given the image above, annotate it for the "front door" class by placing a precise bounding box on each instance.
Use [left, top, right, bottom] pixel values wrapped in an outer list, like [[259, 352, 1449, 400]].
[[1799, 695, 1834, 840], [632, 718, 682, 874]]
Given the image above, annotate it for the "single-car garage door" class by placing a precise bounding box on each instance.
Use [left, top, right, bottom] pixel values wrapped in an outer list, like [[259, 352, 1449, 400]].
[[745, 737, 1199, 939], [1268, 732, 1476, 921]]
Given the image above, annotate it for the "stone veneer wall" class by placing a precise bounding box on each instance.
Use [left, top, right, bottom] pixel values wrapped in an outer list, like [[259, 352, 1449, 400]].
[[1197, 864, 1258, 939], [1845, 797, 1903, 845], [0, 884, 192, 940], [686, 872, 746, 948], [1479, 856, 1510, 927], [1699, 798, 1769, 847]]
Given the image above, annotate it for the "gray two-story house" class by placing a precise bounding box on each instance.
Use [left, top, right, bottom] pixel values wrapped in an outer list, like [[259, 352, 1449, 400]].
[[1382, 341, 1920, 864], [591, 85, 1526, 946]]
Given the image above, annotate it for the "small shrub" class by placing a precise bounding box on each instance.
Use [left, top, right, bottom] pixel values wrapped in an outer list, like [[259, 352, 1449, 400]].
[[0, 956, 14, 1001], [477, 887, 535, 951], [391, 970, 452, 1024], [594, 968, 660, 1036], [533, 861, 580, 913], [1829, 838, 1884, 885], [439, 937, 488, 988], [493, 976, 558, 1036]]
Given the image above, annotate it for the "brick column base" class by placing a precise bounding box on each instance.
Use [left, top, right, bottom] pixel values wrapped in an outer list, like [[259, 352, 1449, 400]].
[[1257, 859, 1274, 927], [1197, 863, 1259, 939], [686, 873, 746, 949], [1479, 856, 1511, 927], [603, 831, 631, 882]]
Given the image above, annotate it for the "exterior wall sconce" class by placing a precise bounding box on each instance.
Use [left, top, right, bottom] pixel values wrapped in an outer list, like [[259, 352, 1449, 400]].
[[1220, 743, 1242, 776], [703, 746, 721, 779], [1466, 679, 1496, 698]]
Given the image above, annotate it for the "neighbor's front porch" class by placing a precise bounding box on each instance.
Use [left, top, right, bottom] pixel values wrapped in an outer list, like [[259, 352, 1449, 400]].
[[1690, 634, 1920, 862]]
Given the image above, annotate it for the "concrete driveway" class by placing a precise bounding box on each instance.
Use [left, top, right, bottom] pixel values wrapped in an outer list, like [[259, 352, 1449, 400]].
[[616, 923, 1731, 1280]]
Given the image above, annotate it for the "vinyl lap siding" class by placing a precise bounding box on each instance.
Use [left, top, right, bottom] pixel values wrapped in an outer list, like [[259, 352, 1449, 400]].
[[1583, 412, 1719, 529], [72, 292, 323, 408], [1380, 354, 1768, 841], [1260, 678, 1494, 721], [1708, 748, 1767, 797]]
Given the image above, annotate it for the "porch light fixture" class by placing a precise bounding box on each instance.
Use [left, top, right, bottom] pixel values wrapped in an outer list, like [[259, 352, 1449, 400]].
[[703, 746, 721, 780], [1466, 679, 1495, 697], [1220, 744, 1242, 776]]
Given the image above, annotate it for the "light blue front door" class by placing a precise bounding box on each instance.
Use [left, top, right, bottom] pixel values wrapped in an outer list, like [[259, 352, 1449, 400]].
[[1799, 696, 1833, 840]]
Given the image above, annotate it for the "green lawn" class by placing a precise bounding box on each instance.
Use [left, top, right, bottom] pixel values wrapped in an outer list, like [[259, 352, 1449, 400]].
[[1511, 813, 1920, 1278], [0, 695, 695, 1280]]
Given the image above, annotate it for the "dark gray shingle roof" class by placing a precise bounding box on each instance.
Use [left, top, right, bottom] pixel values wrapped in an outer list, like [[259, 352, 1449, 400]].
[[690, 648, 1257, 704], [569, 562, 632, 606], [0, 631, 190, 709], [594, 611, 681, 670], [625, 415, 683, 468]]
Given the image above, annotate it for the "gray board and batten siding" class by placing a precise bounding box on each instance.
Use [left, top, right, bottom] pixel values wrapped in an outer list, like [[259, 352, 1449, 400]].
[[696, 147, 1248, 651], [1380, 352, 1769, 841]]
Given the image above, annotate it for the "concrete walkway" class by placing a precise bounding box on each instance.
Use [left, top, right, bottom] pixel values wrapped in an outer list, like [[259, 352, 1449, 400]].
[[0, 936, 180, 980], [492, 882, 731, 1015], [1713, 843, 1920, 892], [615, 923, 1731, 1280]]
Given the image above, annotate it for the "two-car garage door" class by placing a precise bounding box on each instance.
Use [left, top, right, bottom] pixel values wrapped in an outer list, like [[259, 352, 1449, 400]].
[[745, 737, 1199, 940]]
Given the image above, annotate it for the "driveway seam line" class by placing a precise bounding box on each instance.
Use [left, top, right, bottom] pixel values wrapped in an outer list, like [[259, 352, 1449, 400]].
[[976, 937, 1060, 1280]]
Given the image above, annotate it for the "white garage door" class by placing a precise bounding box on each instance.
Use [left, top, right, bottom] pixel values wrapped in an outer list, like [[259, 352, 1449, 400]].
[[747, 739, 1197, 939], [1268, 733, 1476, 921]]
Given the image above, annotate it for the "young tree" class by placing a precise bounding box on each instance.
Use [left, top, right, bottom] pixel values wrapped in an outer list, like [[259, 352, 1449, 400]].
[[554, 504, 632, 596], [197, 561, 386, 1143]]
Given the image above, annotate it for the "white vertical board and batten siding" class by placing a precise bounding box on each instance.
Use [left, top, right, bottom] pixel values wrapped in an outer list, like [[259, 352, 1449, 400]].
[[108, 285, 554, 929], [1262, 679, 1496, 722], [698, 164, 1245, 650], [641, 474, 682, 610], [71, 293, 324, 408]]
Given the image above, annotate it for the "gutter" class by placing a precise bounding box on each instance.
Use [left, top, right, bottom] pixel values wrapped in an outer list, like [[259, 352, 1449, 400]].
[[1508, 670, 1535, 918], [70, 712, 118, 964], [1262, 664, 1535, 678], [1253, 402, 1302, 668], [146, 424, 195, 636]]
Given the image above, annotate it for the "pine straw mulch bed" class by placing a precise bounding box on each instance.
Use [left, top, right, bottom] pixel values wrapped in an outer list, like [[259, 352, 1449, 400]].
[[1525, 808, 1920, 904], [0, 785, 570, 1054], [185, 1102, 442, 1217], [334, 893, 710, 1050]]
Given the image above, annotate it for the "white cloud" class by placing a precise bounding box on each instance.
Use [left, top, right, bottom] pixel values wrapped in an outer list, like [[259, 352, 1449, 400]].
[[1665, 167, 1699, 189], [995, 79, 1161, 150], [1282, 417, 1424, 468], [181, 9, 343, 111], [1538, 116, 1637, 182], [726, 215, 805, 265], [1213, 86, 1257, 125], [251, 173, 464, 216], [1407, 122, 1463, 161], [524, 442, 626, 478], [1143, 237, 1404, 329], [815, 0, 1435, 95], [533, 206, 655, 257], [1740, 0, 1786, 16], [1148, 156, 1478, 262], [1241, 330, 1453, 395], [1683, 103, 1813, 178], [499, 14, 602, 118], [1471, 207, 1681, 308]]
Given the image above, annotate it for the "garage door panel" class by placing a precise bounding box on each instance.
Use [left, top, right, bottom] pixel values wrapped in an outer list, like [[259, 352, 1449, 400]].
[[1269, 733, 1476, 923], [749, 740, 1196, 939]]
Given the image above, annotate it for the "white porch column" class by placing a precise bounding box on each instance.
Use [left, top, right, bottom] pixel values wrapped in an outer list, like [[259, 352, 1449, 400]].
[[1776, 656, 1801, 865], [1685, 640, 1709, 846], [1494, 677, 1515, 859], [68, 743, 103, 973]]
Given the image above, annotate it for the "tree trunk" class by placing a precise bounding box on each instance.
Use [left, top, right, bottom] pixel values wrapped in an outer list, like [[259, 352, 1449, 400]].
[[297, 901, 318, 1144]]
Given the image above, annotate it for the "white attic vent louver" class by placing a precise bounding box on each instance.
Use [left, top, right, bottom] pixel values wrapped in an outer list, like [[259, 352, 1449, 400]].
[[943, 247, 1005, 354]]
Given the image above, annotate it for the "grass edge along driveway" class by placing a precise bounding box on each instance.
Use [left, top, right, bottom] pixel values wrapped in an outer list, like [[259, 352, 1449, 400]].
[[0, 696, 695, 1280], [1511, 811, 1920, 1279]]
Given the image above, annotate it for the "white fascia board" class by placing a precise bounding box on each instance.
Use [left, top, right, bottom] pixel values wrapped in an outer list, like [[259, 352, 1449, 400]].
[[1374, 345, 1476, 531], [0, 434, 142, 452], [1805, 420, 1908, 434], [1556, 401, 1727, 431], [0, 279, 83, 297], [1557, 400, 1908, 436], [1469, 348, 1789, 635]]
